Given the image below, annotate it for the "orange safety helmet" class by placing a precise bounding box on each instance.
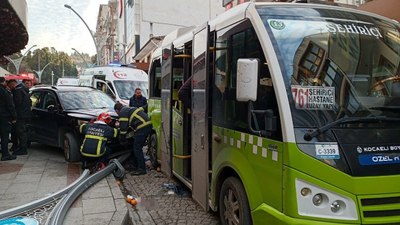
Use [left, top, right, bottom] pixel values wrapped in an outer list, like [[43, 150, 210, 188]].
[[97, 112, 112, 124]]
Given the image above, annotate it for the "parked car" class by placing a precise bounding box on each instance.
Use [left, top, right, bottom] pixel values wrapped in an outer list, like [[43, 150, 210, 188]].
[[28, 85, 118, 162]]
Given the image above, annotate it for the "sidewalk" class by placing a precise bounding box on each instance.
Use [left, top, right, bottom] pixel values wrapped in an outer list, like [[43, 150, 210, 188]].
[[121, 168, 220, 225], [0, 143, 128, 225]]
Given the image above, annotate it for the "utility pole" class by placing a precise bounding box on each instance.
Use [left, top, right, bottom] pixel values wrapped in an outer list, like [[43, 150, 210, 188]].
[[64, 4, 100, 65], [33, 62, 51, 83], [72, 48, 90, 68]]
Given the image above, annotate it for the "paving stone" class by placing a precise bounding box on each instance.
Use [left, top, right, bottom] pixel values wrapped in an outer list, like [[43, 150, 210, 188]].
[[123, 169, 220, 225], [82, 197, 116, 215], [82, 185, 112, 200], [64, 206, 84, 225], [17, 166, 45, 175], [13, 173, 42, 183], [5, 182, 39, 194], [83, 212, 113, 225]]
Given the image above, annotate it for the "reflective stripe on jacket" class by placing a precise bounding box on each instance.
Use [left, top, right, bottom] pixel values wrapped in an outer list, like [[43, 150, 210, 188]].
[[79, 122, 118, 157], [119, 106, 151, 135]]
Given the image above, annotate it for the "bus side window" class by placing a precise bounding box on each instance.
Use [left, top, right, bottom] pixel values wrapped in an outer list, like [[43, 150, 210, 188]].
[[149, 58, 162, 98], [213, 20, 282, 141]]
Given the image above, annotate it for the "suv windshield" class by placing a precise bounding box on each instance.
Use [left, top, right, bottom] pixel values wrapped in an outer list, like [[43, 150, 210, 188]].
[[114, 80, 148, 100], [58, 90, 115, 110], [258, 6, 400, 128]]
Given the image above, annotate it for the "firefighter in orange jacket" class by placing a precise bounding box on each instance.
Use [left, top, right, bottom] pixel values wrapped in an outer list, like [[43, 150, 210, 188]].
[[79, 112, 118, 170]]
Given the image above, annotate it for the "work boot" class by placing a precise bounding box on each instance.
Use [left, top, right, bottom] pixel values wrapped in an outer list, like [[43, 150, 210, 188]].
[[1, 155, 17, 161], [10, 146, 19, 152], [14, 148, 27, 155], [124, 164, 137, 172], [130, 169, 146, 176]]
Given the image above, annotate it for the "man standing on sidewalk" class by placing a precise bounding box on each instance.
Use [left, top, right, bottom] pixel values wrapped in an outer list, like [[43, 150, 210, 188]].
[[114, 102, 152, 175], [129, 88, 148, 112], [0, 77, 17, 161], [7, 79, 31, 155]]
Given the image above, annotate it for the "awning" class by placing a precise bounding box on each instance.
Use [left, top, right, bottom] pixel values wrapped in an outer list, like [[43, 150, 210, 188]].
[[358, 0, 400, 22], [132, 36, 164, 61], [0, 1, 29, 57]]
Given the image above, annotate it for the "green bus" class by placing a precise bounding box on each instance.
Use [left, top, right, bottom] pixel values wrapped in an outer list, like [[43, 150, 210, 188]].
[[147, 2, 400, 224]]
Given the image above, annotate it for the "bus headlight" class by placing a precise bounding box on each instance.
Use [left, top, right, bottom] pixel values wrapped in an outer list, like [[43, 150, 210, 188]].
[[312, 193, 328, 207], [330, 200, 346, 214], [295, 179, 357, 220]]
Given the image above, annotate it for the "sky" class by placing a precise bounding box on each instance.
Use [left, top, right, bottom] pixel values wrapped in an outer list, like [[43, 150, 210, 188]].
[[25, 0, 108, 56]]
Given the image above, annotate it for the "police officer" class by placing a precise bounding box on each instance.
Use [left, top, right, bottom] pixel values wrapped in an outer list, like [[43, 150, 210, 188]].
[[114, 102, 152, 175], [80, 112, 118, 170], [0, 77, 17, 161]]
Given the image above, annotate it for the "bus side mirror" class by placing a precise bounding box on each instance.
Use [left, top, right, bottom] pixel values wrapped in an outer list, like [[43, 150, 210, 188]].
[[236, 58, 259, 102]]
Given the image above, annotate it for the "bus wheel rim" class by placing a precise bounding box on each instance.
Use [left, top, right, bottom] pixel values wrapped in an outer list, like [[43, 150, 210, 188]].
[[223, 188, 240, 225]]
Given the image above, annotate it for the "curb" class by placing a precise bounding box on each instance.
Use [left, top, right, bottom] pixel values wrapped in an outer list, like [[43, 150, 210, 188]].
[[106, 175, 130, 225]]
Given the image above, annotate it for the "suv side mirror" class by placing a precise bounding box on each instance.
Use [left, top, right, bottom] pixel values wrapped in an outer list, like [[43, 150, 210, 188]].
[[47, 105, 56, 111], [236, 58, 259, 102]]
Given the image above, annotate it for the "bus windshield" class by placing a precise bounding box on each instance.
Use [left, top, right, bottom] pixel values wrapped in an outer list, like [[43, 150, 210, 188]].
[[113, 80, 148, 100], [258, 6, 400, 128]]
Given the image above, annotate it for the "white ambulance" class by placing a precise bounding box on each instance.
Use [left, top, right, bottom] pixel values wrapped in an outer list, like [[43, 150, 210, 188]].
[[79, 65, 148, 105]]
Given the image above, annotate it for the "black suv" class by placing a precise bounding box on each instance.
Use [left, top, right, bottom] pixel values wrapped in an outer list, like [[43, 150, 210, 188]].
[[29, 86, 117, 162]]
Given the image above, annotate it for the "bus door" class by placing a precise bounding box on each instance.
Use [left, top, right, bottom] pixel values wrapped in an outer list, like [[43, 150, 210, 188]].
[[171, 42, 193, 187], [191, 24, 210, 210], [160, 45, 173, 176]]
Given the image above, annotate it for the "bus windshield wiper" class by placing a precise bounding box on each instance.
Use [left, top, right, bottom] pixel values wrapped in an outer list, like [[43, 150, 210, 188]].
[[303, 116, 400, 141]]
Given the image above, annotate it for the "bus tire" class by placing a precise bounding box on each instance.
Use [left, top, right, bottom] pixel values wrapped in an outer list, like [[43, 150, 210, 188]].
[[63, 133, 81, 162], [219, 177, 252, 225], [147, 133, 159, 168]]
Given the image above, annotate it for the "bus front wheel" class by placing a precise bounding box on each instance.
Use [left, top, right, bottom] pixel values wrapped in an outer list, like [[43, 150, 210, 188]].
[[219, 177, 252, 225]]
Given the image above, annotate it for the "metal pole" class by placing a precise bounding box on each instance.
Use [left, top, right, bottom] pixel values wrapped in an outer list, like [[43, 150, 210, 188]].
[[4, 44, 37, 74], [33, 62, 51, 83], [124, 0, 128, 64], [64, 4, 100, 65], [51, 70, 54, 86], [72, 48, 90, 68]]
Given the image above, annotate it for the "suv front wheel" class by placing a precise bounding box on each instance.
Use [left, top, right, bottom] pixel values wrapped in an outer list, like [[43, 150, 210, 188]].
[[63, 132, 81, 162]]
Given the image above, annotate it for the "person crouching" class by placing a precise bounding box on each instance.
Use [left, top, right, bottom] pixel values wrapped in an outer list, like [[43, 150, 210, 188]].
[[80, 112, 118, 171]]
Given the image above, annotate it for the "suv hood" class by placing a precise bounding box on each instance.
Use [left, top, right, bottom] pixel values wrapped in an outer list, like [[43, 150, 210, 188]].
[[65, 108, 117, 120]]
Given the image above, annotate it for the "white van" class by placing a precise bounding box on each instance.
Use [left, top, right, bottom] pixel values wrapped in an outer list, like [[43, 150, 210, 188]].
[[79, 65, 148, 105]]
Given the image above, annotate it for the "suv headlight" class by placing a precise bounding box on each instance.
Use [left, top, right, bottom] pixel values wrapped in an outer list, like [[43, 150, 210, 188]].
[[295, 179, 358, 220], [77, 119, 88, 126]]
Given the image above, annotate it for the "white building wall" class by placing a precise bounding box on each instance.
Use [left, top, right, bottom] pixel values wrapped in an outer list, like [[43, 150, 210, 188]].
[[117, 0, 224, 64]]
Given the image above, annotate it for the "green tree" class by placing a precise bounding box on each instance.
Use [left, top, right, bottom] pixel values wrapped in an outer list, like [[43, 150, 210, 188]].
[[24, 47, 79, 84], [3, 47, 94, 84]]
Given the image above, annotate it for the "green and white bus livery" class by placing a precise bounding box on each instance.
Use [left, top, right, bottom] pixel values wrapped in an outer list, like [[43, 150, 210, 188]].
[[147, 2, 400, 225]]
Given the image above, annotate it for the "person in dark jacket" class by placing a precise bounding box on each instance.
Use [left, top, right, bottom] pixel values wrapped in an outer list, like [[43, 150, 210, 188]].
[[80, 112, 118, 170], [7, 79, 32, 155], [178, 75, 192, 109], [114, 102, 152, 175], [0, 77, 17, 161], [129, 88, 147, 112]]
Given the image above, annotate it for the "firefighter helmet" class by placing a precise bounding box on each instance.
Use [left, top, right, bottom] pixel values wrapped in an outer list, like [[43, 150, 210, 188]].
[[97, 112, 112, 124]]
